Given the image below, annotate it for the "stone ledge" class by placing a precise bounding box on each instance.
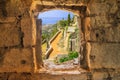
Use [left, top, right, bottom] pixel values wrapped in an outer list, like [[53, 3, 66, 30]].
[[0, 71, 120, 80]]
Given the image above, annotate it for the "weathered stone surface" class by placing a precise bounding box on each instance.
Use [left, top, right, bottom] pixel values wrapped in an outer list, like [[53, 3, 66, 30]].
[[89, 0, 118, 29], [0, 17, 16, 23], [0, 48, 34, 72], [21, 18, 32, 47], [0, 72, 120, 80], [35, 19, 43, 68], [89, 43, 120, 69], [87, 26, 120, 42], [0, 25, 21, 47], [0, 0, 32, 17], [0, 72, 87, 80], [0, 0, 120, 79], [93, 72, 116, 80]]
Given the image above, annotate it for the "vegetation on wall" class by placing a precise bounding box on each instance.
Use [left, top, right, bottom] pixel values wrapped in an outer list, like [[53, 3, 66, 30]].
[[55, 51, 79, 63], [58, 20, 68, 29]]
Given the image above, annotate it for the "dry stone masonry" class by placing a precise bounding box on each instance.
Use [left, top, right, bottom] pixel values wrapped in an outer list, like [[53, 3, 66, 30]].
[[0, 0, 120, 80]]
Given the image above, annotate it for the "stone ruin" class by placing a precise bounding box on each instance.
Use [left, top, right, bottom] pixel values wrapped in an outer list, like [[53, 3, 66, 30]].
[[0, 0, 120, 80]]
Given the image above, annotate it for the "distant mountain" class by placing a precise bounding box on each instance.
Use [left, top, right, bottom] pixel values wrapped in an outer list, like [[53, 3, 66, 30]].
[[38, 10, 74, 24], [42, 24, 53, 31]]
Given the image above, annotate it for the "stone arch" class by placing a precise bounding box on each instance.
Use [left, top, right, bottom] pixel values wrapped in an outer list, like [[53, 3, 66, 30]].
[[30, 1, 91, 71]]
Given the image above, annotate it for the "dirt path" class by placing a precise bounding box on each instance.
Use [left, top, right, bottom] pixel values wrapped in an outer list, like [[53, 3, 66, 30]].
[[49, 31, 67, 60], [43, 31, 79, 71]]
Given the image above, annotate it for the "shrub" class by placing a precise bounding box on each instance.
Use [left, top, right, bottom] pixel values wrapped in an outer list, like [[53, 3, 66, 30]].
[[58, 51, 79, 63], [59, 57, 69, 63], [68, 51, 78, 60]]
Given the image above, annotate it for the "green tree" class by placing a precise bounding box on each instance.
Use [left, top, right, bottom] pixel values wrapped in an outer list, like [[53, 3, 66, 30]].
[[59, 20, 68, 29], [67, 13, 71, 26], [71, 15, 75, 23]]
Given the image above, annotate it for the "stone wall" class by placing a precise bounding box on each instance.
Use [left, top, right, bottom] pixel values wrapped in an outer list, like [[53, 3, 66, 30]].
[[86, 0, 120, 70], [0, 0, 35, 72], [0, 0, 120, 79]]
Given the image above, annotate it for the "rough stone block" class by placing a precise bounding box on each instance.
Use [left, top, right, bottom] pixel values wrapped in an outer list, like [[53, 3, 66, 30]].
[[93, 72, 112, 80], [0, 48, 34, 72], [89, 43, 120, 69], [0, 24, 21, 47], [87, 26, 120, 42], [21, 18, 32, 47], [89, 0, 118, 28], [0, 17, 16, 23]]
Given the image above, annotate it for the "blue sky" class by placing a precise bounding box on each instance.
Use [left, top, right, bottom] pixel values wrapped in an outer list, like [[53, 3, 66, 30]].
[[38, 10, 74, 24]]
